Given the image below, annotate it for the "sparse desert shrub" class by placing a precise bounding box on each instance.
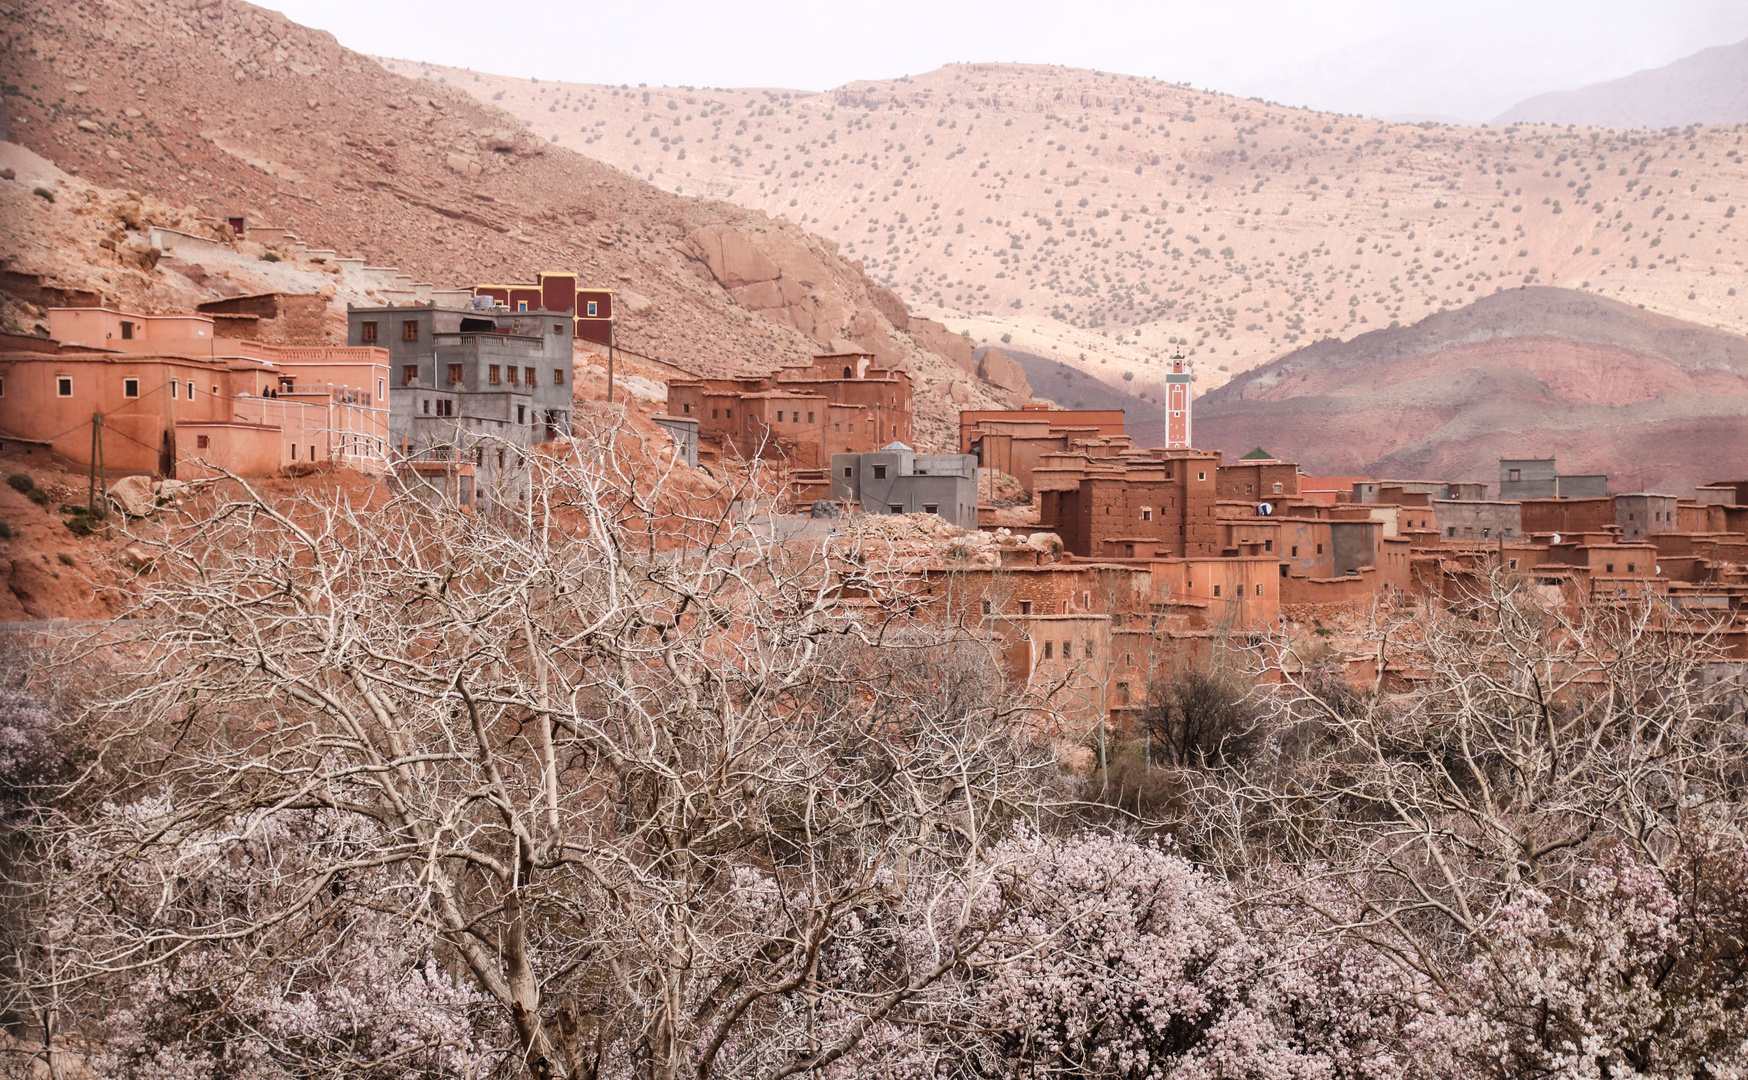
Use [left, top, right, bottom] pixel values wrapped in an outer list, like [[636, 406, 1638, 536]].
[[0, 521, 13, 539], [55, 552, 74, 567], [6, 473, 32, 495], [31, 186, 53, 202]]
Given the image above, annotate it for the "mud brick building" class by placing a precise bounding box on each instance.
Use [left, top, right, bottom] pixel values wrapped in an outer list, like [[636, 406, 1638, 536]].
[[664, 353, 913, 467], [1, 307, 389, 479], [960, 405, 1127, 494]]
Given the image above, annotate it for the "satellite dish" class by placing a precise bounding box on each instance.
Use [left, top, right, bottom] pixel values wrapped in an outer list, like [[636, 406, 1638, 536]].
[[1256, 502, 1274, 516], [1550, 533, 1562, 544], [1655, 565, 1662, 575]]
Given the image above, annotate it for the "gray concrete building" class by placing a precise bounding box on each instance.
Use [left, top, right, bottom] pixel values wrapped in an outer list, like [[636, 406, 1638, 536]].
[[831, 443, 978, 527], [1434, 500, 1522, 542], [1499, 458, 1607, 500], [1613, 493, 1682, 541], [652, 414, 699, 469], [1354, 479, 1489, 503], [348, 302, 573, 509]]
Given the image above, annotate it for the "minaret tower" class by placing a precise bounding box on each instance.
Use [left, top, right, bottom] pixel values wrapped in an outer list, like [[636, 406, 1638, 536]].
[[1164, 353, 1192, 448]]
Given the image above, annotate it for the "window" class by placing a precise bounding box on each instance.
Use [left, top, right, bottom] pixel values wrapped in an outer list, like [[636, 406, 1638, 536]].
[[843, 366, 853, 378], [1043, 641, 1053, 660], [1117, 682, 1130, 706], [981, 600, 991, 615], [1273, 482, 1282, 494], [1504, 528, 1513, 538], [924, 503, 939, 515], [1245, 484, 1253, 494], [508, 367, 519, 386], [834, 423, 841, 432], [712, 409, 719, 419], [1279, 565, 1288, 578], [1213, 585, 1222, 597], [196, 434, 210, 449], [291, 444, 297, 460], [1606, 563, 1615, 574], [725, 408, 732, 419], [1141, 507, 1152, 522], [889, 504, 903, 514], [552, 323, 565, 335], [1447, 527, 1457, 537], [423, 399, 430, 415], [1508, 468, 1522, 482], [1482, 527, 1491, 538], [873, 465, 887, 480], [807, 411, 814, 423], [120, 321, 134, 340], [1256, 584, 1264, 596], [586, 301, 598, 316], [1019, 600, 1032, 615], [1061, 641, 1073, 660], [1509, 559, 1519, 570], [169, 380, 178, 399], [683, 404, 691, 413], [123, 378, 139, 398], [489, 365, 501, 385], [553, 368, 564, 385], [402, 320, 419, 341], [1627, 563, 1636, 573], [1291, 545, 1298, 556], [447, 364, 464, 386], [1264, 539, 1273, 552], [1316, 544, 1323, 554], [775, 411, 784, 423], [1197, 472, 1206, 481], [403, 365, 419, 386], [189, 381, 197, 398], [517, 301, 528, 312], [516, 405, 526, 424], [524, 368, 536, 387], [361, 321, 379, 344]]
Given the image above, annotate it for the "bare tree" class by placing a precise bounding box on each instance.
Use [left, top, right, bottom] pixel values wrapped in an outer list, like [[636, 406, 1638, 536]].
[[1192, 569, 1748, 992], [27, 417, 1062, 1080]]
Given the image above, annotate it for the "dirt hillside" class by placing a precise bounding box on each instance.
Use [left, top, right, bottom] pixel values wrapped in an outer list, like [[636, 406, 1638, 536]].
[[0, 0, 1026, 451], [1193, 286, 1748, 493], [421, 60, 1748, 402]]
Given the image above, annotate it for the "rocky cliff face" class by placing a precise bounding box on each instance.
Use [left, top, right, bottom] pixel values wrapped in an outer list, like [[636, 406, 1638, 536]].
[[1195, 287, 1748, 493], [0, 0, 1019, 450]]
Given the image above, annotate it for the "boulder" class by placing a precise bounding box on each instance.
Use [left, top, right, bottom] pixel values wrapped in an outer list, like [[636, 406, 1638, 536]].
[[106, 475, 157, 517], [618, 290, 655, 316], [977, 347, 1032, 398], [444, 152, 481, 177], [910, 317, 978, 374], [683, 223, 780, 289]]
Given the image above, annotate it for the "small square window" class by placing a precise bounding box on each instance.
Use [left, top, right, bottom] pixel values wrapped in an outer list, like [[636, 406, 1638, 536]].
[[403, 365, 419, 386], [401, 320, 419, 341], [123, 378, 139, 398], [552, 323, 565, 335], [1264, 539, 1273, 552], [1279, 564, 1288, 577], [517, 301, 528, 312], [1141, 508, 1152, 521], [1509, 559, 1519, 570], [1508, 468, 1521, 482], [843, 466, 852, 478], [196, 434, 210, 449], [1197, 472, 1206, 482], [553, 368, 564, 385], [1606, 563, 1615, 574], [447, 364, 464, 385], [361, 321, 379, 344], [873, 465, 887, 480], [119, 321, 134, 340], [1019, 600, 1032, 615], [586, 301, 599, 317]]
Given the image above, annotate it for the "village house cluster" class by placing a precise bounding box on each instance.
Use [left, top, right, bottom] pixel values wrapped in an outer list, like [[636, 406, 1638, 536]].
[[3, 274, 1745, 737]]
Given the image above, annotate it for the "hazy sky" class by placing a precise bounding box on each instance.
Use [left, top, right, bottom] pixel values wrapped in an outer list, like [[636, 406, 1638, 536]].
[[274, 0, 1748, 122]]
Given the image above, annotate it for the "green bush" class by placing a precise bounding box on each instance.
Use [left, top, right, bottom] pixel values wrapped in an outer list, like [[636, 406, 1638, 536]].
[[0, 520, 13, 539], [56, 552, 75, 566], [65, 515, 94, 538], [28, 488, 50, 506], [6, 473, 33, 494]]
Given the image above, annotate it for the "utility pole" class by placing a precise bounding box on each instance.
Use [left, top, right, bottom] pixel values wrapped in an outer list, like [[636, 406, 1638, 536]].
[[606, 320, 616, 405]]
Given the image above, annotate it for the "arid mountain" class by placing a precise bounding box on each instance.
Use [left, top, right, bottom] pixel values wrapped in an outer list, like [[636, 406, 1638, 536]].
[[0, 0, 1022, 452], [1193, 287, 1748, 494], [1495, 38, 1748, 129], [414, 59, 1748, 405]]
